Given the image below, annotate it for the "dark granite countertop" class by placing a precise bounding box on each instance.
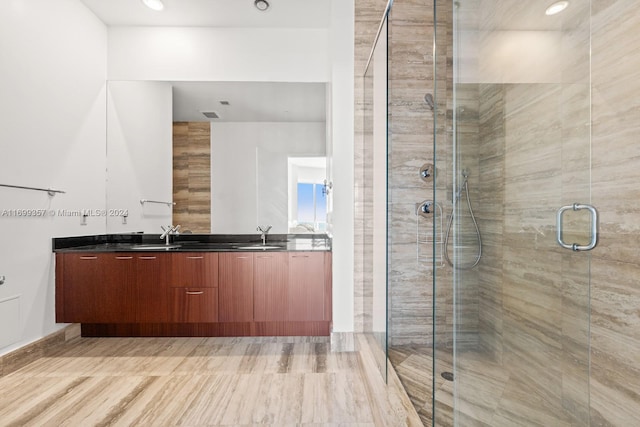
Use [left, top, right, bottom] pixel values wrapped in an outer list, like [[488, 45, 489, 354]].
[[53, 233, 331, 253]]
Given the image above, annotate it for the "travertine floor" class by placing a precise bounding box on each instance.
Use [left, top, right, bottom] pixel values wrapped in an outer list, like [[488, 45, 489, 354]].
[[0, 336, 377, 426], [388, 345, 454, 426], [390, 345, 587, 427]]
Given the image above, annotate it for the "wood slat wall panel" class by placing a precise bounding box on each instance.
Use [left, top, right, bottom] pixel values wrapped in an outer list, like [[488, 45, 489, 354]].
[[173, 122, 211, 233]]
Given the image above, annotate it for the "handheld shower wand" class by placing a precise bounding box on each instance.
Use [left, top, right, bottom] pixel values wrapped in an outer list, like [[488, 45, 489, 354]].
[[444, 169, 482, 269]]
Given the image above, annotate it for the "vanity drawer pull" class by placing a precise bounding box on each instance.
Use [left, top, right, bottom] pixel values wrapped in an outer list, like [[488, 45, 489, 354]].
[[79, 256, 98, 260], [115, 256, 133, 260], [186, 256, 204, 260], [185, 291, 204, 295], [138, 256, 157, 260]]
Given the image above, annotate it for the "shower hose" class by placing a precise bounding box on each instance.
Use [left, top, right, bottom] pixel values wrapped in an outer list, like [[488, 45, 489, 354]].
[[443, 175, 482, 269]]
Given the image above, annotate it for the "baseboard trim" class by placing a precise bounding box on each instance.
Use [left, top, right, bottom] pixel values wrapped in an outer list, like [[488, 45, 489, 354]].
[[0, 324, 80, 377]]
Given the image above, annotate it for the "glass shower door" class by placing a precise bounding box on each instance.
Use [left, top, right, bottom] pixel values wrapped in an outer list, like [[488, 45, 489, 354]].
[[447, 1, 593, 425], [363, 12, 389, 382]]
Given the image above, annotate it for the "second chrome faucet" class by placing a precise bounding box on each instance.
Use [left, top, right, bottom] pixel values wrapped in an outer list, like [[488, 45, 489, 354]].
[[257, 225, 272, 245]]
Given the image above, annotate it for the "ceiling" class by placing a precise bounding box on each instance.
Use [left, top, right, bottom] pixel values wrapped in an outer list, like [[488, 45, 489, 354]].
[[171, 81, 326, 122], [85, 1, 331, 123], [80, 0, 332, 28]]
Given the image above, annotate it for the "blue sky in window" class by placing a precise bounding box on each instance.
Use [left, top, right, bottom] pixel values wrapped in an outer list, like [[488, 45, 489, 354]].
[[315, 184, 326, 220], [298, 183, 315, 223]]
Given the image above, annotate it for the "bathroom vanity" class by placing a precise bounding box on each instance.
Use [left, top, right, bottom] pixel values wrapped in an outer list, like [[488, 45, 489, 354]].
[[53, 234, 331, 337]]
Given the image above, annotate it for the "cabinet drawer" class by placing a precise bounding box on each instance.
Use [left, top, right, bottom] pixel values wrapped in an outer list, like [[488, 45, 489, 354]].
[[171, 253, 218, 287], [170, 287, 218, 323]]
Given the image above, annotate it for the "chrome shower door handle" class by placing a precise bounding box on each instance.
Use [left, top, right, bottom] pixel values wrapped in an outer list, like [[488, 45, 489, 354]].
[[556, 203, 599, 251]]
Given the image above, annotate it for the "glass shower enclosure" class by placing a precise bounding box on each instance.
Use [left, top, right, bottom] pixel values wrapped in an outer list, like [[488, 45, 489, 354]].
[[446, 0, 593, 425], [362, 8, 390, 382], [362, 0, 595, 424]]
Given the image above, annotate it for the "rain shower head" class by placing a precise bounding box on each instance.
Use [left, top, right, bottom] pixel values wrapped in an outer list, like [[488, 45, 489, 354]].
[[424, 93, 435, 110]]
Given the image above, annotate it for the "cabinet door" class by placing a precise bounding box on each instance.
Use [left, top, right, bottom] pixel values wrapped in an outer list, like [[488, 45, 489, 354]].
[[323, 252, 332, 322], [96, 254, 137, 323], [60, 253, 102, 322], [253, 252, 289, 321], [60, 253, 136, 323], [171, 253, 218, 287], [218, 253, 254, 322], [136, 253, 171, 322], [288, 252, 325, 321], [170, 288, 218, 322]]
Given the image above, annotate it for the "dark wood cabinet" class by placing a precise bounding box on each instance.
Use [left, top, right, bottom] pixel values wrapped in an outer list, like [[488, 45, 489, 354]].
[[170, 253, 218, 322], [58, 254, 101, 323], [99, 255, 137, 323], [288, 252, 326, 321], [171, 253, 218, 287], [57, 253, 136, 323], [170, 287, 218, 322], [136, 253, 171, 322], [218, 253, 254, 322], [253, 252, 289, 321], [56, 248, 332, 336], [251, 251, 329, 322]]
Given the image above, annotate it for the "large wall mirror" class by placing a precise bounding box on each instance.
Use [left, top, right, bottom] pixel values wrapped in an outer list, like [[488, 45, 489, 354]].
[[105, 80, 328, 235]]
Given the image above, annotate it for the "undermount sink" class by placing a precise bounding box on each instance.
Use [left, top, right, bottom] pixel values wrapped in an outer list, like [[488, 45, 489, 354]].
[[129, 244, 182, 250], [235, 245, 282, 250]]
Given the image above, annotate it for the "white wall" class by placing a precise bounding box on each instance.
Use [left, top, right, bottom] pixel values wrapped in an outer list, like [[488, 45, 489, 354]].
[[328, 0, 355, 332], [106, 81, 173, 233], [108, 27, 330, 83], [211, 122, 326, 234], [0, 0, 107, 355]]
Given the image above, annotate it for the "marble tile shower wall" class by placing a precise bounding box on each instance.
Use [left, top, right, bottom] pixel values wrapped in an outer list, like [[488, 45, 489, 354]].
[[590, 0, 640, 424], [452, 83, 482, 349], [462, 0, 640, 424], [355, 0, 460, 347], [387, 0, 440, 346], [354, 0, 388, 334], [469, 81, 593, 426], [387, 0, 458, 347]]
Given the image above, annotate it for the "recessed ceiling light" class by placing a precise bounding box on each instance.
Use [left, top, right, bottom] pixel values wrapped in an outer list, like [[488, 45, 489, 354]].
[[545, 1, 569, 16], [142, 0, 164, 12], [254, 0, 270, 12]]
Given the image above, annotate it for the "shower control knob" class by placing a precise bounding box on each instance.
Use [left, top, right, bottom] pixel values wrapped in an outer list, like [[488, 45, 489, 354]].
[[420, 163, 434, 182], [421, 202, 432, 214]]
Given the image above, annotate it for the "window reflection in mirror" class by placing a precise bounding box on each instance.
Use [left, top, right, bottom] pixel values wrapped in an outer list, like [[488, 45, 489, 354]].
[[288, 157, 327, 233]]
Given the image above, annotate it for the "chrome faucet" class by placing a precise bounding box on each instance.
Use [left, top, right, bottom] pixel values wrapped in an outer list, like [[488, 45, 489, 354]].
[[160, 224, 180, 245], [257, 225, 272, 245]]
